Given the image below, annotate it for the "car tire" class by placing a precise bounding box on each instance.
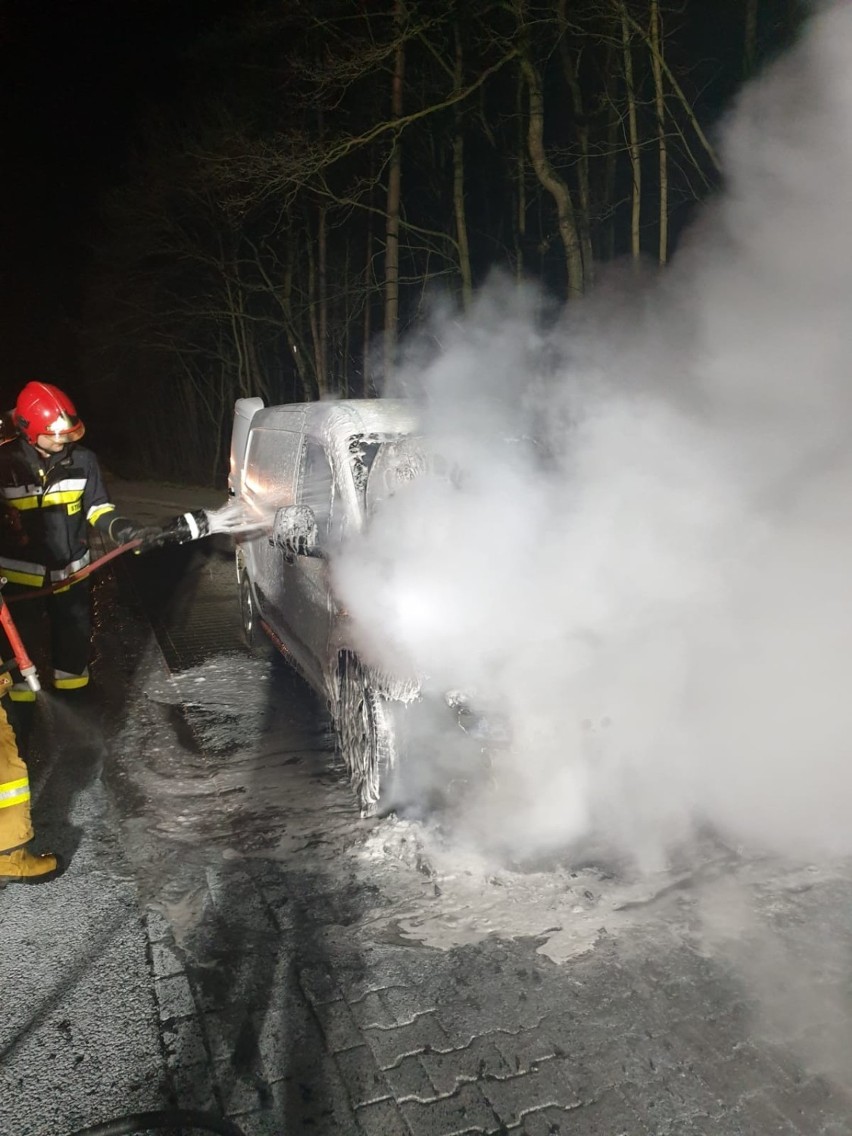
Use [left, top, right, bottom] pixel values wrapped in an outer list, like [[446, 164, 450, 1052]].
[[336, 653, 399, 816], [239, 568, 262, 648]]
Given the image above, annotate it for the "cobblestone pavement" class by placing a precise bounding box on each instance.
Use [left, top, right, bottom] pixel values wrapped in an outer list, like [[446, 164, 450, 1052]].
[[5, 483, 852, 1135]]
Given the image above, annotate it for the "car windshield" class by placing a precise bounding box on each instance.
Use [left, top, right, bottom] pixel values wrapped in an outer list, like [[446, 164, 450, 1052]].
[[361, 435, 456, 514], [348, 432, 419, 503], [353, 431, 551, 514]]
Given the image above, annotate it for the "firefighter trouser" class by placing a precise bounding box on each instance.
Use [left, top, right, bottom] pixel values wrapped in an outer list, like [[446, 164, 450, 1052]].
[[0, 578, 91, 677], [0, 699, 33, 854]]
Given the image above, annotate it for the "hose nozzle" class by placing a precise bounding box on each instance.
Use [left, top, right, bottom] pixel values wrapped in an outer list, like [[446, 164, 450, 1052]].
[[21, 666, 40, 693], [0, 592, 40, 693], [161, 509, 211, 545]]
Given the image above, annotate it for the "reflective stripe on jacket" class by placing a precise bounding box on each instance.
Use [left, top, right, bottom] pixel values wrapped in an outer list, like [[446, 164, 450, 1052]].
[[0, 438, 116, 588]]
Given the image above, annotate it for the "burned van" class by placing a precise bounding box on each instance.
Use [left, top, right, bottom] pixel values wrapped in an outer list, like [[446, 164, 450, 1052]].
[[230, 398, 488, 815]]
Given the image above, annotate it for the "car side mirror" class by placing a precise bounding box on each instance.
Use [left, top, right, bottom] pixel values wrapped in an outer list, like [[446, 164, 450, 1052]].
[[270, 505, 323, 558]]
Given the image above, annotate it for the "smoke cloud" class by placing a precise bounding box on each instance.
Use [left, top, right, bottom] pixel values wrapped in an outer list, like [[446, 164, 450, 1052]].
[[334, 1, 852, 867]]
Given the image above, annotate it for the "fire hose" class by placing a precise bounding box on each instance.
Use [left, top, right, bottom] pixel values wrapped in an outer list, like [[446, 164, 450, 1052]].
[[0, 509, 211, 692], [0, 510, 250, 1136], [5, 538, 144, 603], [0, 511, 251, 1136]]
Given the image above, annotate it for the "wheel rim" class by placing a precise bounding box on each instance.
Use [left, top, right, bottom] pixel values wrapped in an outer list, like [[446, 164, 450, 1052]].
[[337, 657, 397, 808], [339, 661, 372, 799], [240, 573, 255, 639]]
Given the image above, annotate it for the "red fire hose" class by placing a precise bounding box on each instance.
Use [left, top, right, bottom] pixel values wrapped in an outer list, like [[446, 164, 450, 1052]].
[[0, 598, 39, 689], [0, 540, 143, 691], [3, 539, 143, 603], [0, 508, 211, 687]]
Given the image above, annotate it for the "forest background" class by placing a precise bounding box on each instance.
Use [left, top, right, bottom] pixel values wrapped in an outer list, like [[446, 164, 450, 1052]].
[[1, 0, 803, 484]]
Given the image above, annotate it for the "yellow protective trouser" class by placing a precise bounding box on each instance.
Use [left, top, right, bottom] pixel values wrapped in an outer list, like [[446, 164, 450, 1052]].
[[0, 696, 33, 855]]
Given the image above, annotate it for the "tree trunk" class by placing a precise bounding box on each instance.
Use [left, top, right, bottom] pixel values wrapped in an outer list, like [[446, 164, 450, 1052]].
[[277, 245, 312, 400], [236, 288, 253, 397], [650, 0, 668, 265], [621, 3, 642, 263], [744, 0, 758, 76], [341, 239, 351, 398], [514, 65, 526, 282], [623, 7, 721, 175], [519, 54, 584, 300], [317, 202, 328, 396], [306, 229, 321, 400], [603, 38, 619, 260], [383, 0, 405, 380], [557, 0, 593, 283], [363, 199, 374, 397], [453, 22, 473, 310]]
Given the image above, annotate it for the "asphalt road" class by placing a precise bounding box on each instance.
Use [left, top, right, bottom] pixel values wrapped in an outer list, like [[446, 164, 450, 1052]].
[[3, 483, 852, 1136]]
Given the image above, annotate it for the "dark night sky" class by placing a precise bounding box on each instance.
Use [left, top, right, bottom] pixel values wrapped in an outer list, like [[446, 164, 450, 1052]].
[[0, 0, 215, 394]]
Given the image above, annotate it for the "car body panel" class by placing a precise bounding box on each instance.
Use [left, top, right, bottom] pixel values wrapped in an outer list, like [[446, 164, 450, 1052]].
[[231, 398, 421, 702]]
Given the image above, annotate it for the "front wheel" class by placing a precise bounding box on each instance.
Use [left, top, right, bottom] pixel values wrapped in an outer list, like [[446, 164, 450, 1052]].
[[239, 568, 261, 648], [335, 654, 399, 816]]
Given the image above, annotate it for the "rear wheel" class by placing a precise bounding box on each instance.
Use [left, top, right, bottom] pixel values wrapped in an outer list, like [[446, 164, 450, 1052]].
[[239, 568, 261, 648], [336, 654, 399, 816]]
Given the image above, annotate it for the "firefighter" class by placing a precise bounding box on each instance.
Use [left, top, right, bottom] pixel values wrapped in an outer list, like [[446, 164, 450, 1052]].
[[0, 382, 161, 699], [0, 668, 59, 883]]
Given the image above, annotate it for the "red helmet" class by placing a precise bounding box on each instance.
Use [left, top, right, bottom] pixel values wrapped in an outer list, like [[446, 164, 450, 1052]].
[[14, 382, 85, 446]]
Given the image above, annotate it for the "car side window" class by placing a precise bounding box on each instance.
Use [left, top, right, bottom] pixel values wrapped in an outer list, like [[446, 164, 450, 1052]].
[[244, 428, 302, 506], [301, 442, 334, 540]]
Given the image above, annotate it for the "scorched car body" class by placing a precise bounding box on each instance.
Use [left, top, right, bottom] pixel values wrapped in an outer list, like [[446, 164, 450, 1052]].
[[230, 397, 485, 815]]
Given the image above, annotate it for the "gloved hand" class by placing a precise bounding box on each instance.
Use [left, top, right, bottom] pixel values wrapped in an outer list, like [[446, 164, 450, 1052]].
[[108, 516, 165, 552], [133, 526, 166, 553]]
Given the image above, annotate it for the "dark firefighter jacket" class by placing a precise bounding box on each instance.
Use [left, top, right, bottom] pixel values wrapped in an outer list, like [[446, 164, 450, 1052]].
[[0, 437, 117, 587]]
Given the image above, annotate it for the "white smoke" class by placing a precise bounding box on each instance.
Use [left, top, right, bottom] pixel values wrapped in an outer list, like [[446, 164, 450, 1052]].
[[334, 1, 852, 866]]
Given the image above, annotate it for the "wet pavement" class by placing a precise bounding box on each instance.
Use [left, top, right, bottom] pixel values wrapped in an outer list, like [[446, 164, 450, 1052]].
[[4, 484, 852, 1135]]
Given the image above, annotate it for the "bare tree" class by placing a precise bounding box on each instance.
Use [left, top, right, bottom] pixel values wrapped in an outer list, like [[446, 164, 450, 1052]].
[[81, 0, 788, 485], [452, 18, 473, 310], [620, 1, 642, 263], [556, 0, 594, 282], [650, 0, 668, 265], [516, 1, 584, 299], [384, 0, 406, 378], [745, 0, 759, 75]]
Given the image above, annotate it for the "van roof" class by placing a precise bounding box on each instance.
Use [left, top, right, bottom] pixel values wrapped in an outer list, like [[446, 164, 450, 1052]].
[[251, 398, 420, 439]]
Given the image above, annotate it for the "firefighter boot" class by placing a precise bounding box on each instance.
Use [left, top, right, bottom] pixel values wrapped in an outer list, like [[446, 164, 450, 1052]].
[[8, 683, 36, 702], [0, 847, 60, 885], [54, 667, 89, 692]]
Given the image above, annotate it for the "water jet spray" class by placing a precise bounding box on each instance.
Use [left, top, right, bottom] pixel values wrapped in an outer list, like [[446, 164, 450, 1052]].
[[155, 504, 267, 545]]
